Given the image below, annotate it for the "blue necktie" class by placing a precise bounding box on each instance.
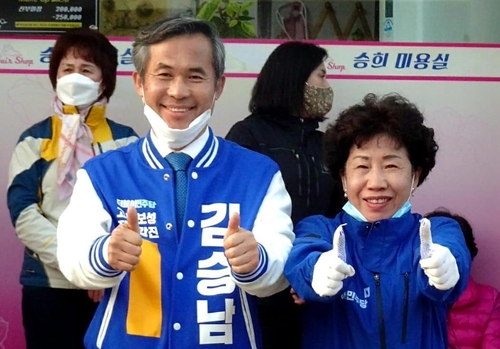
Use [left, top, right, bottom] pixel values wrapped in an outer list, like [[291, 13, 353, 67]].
[[165, 152, 192, 230]]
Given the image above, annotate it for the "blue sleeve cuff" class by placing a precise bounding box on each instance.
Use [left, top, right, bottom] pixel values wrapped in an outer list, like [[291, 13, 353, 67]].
[[231, 243, 268, 283], [89, 235, 122, 278]]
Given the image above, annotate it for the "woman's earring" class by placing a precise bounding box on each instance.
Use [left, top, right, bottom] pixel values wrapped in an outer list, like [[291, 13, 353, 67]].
[[344, 192, 347, 198], [411, 187, 415, 197]]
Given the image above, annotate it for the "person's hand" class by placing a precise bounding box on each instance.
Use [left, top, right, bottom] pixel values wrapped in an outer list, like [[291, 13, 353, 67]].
[[419, 218, 459, 290], [223, 212, 259, 274], [87, 289, 104, 303], [108, 206, 142, 272], [290, 288, 305, 305], [312, 224, 355, 297]]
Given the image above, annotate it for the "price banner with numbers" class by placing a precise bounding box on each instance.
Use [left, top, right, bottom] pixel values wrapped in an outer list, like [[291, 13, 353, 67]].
[[0, 0, 98, 34]]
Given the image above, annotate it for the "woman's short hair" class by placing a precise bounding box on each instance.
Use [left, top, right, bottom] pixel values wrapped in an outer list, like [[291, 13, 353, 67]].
[[49, 28, 118, 100], [249, 41, 328, 118], [425, 208, 478, 260], [324, 93, 438, 186]]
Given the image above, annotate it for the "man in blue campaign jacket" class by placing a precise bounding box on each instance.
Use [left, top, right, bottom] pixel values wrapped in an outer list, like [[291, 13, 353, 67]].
[[56, 17, 294, 349]]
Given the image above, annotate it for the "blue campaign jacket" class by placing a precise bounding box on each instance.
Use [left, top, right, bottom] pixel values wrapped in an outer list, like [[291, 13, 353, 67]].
[[73, 130, 292, 349], [285, 211, 471, 349]]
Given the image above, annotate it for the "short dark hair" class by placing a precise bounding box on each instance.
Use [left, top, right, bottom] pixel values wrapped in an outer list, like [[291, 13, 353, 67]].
[[425, 208, 478, 260], [249, 41, 328, 118], [49, 28, 118, 100], [324, 93, 438, 186], [132, 17, 225, 82]]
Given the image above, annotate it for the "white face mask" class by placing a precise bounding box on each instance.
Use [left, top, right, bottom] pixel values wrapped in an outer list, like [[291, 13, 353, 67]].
[[56, 73, 101, 107], [142, 87, 213, 150]]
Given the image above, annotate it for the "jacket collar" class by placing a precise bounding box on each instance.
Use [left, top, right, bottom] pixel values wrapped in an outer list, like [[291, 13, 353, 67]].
[[62, 104, 106, 124], [249, 113, 320, 132], [341, 211, 420, 272], [141, 127, 220, 170], [344, 210, 419, 242]]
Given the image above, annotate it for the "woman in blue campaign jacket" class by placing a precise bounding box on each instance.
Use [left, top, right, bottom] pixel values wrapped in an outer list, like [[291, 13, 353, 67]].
[[226, 41, 345, 349], [285, 93, 471, 349]]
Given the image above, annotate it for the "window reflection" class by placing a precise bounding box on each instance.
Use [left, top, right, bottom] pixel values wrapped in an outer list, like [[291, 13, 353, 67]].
[[99, 0, 379, 40], [99, 0, 500, 44]]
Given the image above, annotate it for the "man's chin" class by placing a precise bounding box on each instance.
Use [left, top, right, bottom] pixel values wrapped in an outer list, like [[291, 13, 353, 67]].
[[162, 117, 192, 130]]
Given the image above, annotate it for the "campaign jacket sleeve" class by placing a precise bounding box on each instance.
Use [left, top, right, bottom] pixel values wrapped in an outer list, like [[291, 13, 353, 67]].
[[225, 121, 260, 151], [7, 133, 60, 270], [230, 171, 294, 298], [416, 217, 471, 303], [284, 215, 339, 303], [57, 169, 124, 289]]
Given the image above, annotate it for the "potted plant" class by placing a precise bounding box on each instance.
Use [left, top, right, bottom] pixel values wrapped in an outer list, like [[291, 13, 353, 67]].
[[196, 0, 256, 38]]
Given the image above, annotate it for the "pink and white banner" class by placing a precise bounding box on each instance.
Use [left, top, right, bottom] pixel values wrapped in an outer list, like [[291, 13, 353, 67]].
[[1, 36, 500, 81]]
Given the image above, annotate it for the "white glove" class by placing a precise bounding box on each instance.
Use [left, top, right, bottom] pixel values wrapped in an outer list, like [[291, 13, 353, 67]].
[[312, 224, 355, 297], [419, 218, 460, 290]]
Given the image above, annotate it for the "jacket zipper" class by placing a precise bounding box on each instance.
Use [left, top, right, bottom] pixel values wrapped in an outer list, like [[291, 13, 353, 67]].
[[293, 150, 303, 197], [374, 273, 386, 349], [303, 152, 311, 208], [311, 156, 320, 196], [299, 127, 308, 204], [401, 272, 409, 343]]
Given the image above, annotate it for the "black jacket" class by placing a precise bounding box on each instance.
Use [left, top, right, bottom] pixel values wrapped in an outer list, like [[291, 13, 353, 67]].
[[225, 113, 345, 226]]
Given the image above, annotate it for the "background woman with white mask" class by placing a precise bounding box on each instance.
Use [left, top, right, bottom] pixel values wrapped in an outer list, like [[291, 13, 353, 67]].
[[226, 41, 345, 349], [7, 28, 138, 349], [285, 93, 471, 348]]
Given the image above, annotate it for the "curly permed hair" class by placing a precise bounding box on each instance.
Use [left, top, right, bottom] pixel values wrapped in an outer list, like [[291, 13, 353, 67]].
[[324, 93, 438, 186]]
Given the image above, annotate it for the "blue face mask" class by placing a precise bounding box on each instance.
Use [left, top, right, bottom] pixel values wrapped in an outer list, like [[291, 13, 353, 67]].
[[342, 175, 415, 222], [343, 201, 368, 222], [343, 200, 412, 222], [392, 200, 412, 218]]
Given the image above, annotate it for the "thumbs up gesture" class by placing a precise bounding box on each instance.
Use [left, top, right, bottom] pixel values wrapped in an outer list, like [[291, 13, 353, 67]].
[[223, 212, 259, 274], [419, 218, 459, 290], [108, 206, 143, 271], [311, 224, 355, 297]]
